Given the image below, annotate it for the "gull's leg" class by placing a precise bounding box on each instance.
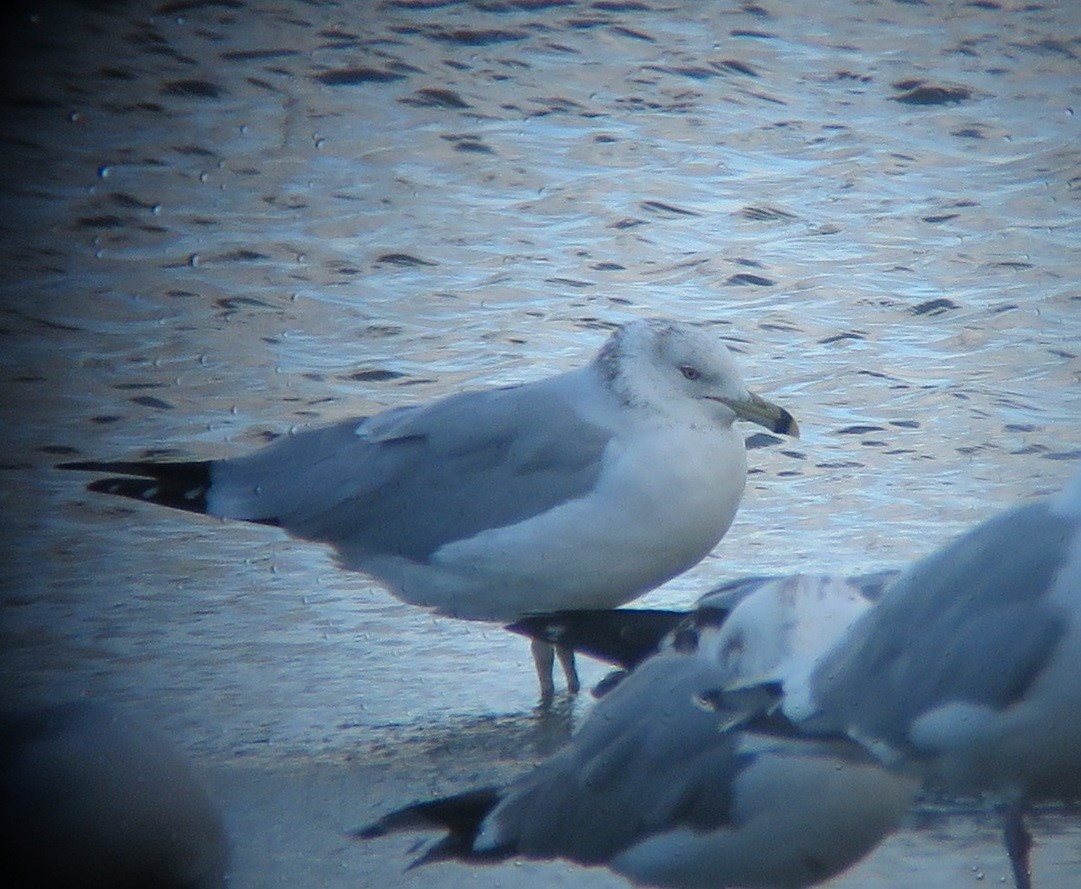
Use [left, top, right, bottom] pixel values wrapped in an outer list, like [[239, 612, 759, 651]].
[[556, 642, 580, 695], [531, 638, 556, 704], [1003, 799, 1033, 889]]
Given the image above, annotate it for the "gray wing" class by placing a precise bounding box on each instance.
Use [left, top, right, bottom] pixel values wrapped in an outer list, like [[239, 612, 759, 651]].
[[209, 381, 613, 560], [813, 501, 1074, 750], [483, 651, 744, 862], [693, 575, 780, 611], [695, 569, 899, 613]]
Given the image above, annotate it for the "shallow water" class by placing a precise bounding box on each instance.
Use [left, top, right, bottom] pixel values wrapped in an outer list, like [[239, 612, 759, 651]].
[[1, 1, 1079, 886]]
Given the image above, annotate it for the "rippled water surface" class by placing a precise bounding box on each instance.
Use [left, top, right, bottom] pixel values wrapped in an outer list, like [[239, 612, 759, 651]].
[[2, 1, 1079, 886]]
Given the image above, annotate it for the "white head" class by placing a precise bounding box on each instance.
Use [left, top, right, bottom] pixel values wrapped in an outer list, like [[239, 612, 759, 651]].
[[699, 574, 873, 719], [593, 319, 798, 435]]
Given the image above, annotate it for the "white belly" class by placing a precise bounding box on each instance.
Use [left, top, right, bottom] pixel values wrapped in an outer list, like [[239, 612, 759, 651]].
[[381, 424, 748, 621]]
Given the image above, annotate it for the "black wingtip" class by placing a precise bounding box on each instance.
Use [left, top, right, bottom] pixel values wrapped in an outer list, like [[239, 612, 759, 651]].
[[61, 460, 214, 516], [507, 608, 688, 670], [352, 787, 503, 865]]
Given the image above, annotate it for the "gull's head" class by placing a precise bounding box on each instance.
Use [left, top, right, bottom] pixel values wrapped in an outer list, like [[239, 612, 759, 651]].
[[594, 318, 799, 436], [702, 574, 874, 680], [699, 574, 874, 720]]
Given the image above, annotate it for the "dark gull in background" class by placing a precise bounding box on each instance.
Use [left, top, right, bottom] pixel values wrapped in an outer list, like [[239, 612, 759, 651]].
[[355, 572, 918, 888], [60, 318, 798, 700], [0, 700, 228, 889]]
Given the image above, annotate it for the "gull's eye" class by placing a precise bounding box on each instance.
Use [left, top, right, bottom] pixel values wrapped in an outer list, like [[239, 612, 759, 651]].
[[680, 365, 701, 381]]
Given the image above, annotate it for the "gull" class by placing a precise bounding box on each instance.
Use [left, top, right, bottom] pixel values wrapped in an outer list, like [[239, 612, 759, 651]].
[[510, 472, 1081, 886], [60, 318, 798, 701], [356, 572, 918, 888], [507, 571, 898, 693], [360, 473, 1081, 887], [0, 701, 228, 889], [655, 477, 1081, 888], [795, 469, 1081, 889]]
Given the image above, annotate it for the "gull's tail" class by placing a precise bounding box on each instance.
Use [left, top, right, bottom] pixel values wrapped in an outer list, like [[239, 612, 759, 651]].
[[58, 460, 214, 516], [352, 787, 504, 867]]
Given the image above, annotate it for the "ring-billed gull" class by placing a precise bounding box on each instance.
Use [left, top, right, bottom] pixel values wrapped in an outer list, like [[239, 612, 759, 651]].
[[356, 572, 917, 888], [0, 701, 228, 889], [60, 318, 798, 699], [659, 474, 1080, 887], [63, 320, 799, 705], [794, 470, 1081, 889]]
